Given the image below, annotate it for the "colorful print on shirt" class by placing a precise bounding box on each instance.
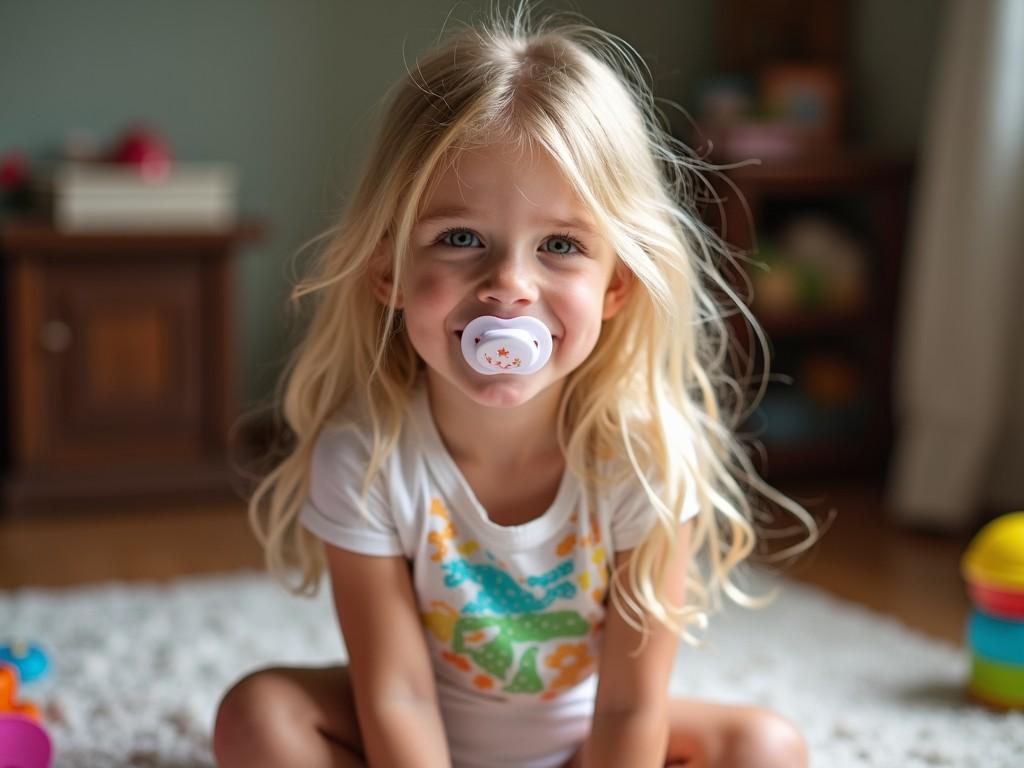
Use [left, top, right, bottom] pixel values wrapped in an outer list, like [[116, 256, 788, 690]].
[[421, 498, 610, 700]]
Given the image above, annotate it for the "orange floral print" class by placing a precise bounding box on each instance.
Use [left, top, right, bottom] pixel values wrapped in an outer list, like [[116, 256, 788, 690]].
[[441, 650, 472, 672], [545, 642, 596, 692], [429, 498, 458, 561], [473, 675, 495, 690]]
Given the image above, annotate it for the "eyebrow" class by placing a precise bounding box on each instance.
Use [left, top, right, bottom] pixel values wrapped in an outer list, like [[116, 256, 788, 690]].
[[416, 205, 598, 234]]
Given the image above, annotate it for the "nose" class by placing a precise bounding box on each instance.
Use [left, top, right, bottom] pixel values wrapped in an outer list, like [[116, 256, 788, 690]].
[[477, 248, 538, 307]]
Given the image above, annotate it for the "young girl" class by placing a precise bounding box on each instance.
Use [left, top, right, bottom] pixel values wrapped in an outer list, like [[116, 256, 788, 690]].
[[214, 4, 819, 767]]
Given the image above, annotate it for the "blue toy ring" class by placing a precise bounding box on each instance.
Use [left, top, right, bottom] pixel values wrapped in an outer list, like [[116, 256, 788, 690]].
[[968, 610, 1024, 665]]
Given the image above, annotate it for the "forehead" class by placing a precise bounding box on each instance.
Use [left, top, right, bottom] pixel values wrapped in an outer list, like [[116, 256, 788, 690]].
[[418, 141, 597, 230]]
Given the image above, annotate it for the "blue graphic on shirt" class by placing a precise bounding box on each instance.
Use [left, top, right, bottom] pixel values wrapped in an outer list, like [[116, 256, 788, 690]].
[[443, 558, 576, 614]]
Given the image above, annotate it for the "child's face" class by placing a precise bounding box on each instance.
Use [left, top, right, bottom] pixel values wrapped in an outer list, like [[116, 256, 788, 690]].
[[377, 141, 632, 409]]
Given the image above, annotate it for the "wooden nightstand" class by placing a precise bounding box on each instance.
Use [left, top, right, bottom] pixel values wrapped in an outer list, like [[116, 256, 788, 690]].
[[0, 218, 264, 512]]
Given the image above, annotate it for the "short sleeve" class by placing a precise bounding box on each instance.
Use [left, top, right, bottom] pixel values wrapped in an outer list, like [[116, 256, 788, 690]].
[[299, 424, 404, 557], [609, 462, 700, 552]]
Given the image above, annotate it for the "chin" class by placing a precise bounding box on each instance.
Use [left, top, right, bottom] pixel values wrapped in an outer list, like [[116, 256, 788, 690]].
[[462, 373, 544, 409], [420, 340, 563, 409], [452, 357, 566, 408]]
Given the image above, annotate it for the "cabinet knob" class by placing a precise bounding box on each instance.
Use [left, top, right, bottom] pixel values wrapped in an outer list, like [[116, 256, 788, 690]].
[[39, 320, 72, 353]]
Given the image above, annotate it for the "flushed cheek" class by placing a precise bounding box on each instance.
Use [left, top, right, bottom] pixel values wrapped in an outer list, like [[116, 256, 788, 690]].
[[561, 319, 602, 360], [406, 269, 454, 306], [559, 291, 605, 353], [403, 271, 460, 346]]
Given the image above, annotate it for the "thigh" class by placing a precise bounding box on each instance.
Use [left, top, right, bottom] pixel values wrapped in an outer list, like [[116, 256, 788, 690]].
[[216, 663, 363, 756]]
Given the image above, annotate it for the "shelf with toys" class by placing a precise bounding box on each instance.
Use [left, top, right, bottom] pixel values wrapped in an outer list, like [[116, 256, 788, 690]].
[[703, 153, 914, 482], [684, 0, 915, 482]]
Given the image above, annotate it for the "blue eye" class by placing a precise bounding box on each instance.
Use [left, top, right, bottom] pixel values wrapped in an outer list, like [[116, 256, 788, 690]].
[[435, 227, 585, 256], [439, 228, 481, 248], [544, 234, 582, 255]]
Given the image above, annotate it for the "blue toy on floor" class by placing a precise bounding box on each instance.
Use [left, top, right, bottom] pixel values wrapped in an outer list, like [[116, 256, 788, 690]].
[[0, 642, 49, 684]]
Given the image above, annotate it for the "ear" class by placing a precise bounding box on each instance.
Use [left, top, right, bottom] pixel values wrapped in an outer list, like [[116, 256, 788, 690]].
[[368, 235, 404, 309], [602, 260, 634, 320]]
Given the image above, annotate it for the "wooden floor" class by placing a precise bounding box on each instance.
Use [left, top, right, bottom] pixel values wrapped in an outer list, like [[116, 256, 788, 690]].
[[0, 481, 973, 647]]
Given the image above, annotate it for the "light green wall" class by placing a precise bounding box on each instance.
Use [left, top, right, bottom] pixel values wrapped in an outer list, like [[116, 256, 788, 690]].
[[0, 0, 945, 407]]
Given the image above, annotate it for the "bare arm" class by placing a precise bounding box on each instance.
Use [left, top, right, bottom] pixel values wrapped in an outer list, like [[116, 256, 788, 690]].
[[325, 542, 451, 767], [580, 520, 693, 768]]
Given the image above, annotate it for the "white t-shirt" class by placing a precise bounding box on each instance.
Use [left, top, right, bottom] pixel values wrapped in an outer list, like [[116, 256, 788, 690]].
[[300, 380, 698, 768]]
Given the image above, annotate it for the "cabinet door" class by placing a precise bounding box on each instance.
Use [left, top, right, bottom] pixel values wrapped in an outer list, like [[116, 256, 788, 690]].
[[38, 257, 205, 468]]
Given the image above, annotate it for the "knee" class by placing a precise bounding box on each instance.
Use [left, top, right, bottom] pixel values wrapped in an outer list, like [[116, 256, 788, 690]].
[[212, 667, 299, 767], [723, 708, 808, 768]]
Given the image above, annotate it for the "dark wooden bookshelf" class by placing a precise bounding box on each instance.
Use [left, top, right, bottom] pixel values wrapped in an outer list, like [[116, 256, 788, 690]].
[[705, 152, 914, 481]]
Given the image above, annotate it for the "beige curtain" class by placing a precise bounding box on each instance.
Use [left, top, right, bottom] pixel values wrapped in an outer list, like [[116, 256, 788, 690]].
[[887, 0, 1024, 530]]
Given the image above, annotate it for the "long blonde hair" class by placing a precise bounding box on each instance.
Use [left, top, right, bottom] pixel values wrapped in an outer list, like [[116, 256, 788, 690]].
[[246, 1, 822, 649]]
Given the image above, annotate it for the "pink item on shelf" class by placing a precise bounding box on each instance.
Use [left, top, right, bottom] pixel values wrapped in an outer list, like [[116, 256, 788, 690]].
[[0, 713, 52, 768], [107, 123, 173, 182]]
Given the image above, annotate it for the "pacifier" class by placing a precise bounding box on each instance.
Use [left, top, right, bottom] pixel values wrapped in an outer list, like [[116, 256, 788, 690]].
[[460, 315, 553, 375]]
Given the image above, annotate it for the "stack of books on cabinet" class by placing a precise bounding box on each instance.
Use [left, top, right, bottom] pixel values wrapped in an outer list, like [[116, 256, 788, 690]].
[[43, 162, 238, 232]]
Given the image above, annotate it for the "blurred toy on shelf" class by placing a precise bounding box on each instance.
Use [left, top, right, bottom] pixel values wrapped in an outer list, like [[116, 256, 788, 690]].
[[106, 121, 174, 182], [800, 354, 863, 407], [751, 213, 868, 318], [779, 214, 867, 312], [0, 150, 37, 218], [690, 62, 845, 162]]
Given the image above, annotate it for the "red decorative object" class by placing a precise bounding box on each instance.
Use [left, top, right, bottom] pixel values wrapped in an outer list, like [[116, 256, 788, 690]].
[[0, 152, 29, 191], [107, 123, 173, 182]]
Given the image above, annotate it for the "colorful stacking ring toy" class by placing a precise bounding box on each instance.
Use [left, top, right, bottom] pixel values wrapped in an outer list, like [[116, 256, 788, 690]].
[[961, 511, 1024, 710]]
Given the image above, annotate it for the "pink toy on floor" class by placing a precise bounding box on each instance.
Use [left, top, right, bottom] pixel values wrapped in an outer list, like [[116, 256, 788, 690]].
[[0, 662, 52, 768], [0, 713, 52, 768]]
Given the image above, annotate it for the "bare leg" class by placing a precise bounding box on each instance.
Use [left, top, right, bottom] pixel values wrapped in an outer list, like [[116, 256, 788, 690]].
[[562, 697, 807, 768], [213, 664, 365, 768]]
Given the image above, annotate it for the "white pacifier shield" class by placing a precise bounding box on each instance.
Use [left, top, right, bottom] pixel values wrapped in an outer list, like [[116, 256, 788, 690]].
[[460, 315, 553, 375]]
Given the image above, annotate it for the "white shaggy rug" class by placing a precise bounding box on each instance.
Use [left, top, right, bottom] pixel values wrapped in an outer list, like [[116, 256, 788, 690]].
[[3, 571, 1022, 768]]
